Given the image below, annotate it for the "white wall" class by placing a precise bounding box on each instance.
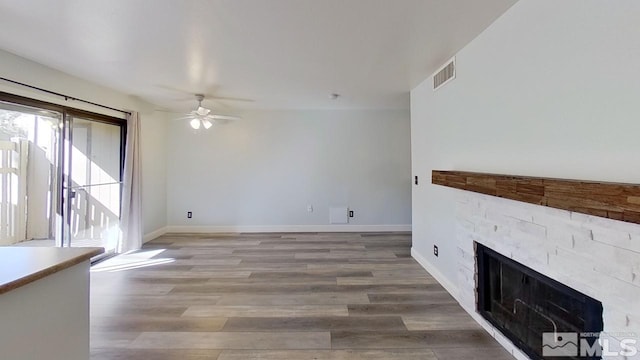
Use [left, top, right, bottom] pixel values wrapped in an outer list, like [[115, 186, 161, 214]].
[[140, 112, 168, 236], [411, 0, 640, 286], [166, 109, 411, 232], [0, 49, 168, 238]]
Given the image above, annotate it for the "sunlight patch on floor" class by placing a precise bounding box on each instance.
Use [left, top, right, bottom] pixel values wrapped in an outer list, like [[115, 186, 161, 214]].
[[91, 249, 174, 273]]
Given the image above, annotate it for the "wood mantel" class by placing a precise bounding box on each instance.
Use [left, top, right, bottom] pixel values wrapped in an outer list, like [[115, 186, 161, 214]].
[[432, 170, 640, 225]]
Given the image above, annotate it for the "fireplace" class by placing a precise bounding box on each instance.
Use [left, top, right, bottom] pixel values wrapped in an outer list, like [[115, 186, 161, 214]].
[[476, 242, 604, 360], [424, 170, 639, 359]]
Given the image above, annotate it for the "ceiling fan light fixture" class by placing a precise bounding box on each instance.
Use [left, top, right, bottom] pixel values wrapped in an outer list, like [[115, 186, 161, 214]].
[[182, 93, 240, 130], [196, 106, 210, 116]]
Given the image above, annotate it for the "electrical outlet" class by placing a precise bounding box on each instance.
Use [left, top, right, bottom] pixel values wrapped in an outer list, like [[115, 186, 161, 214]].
[[415, 175, 419, 185], [187, 211, 192, 219], [433, 245, 439, 257], [349, 210, 354, 218]]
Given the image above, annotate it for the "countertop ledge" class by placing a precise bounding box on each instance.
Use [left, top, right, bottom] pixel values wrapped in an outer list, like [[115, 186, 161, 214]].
[[0, 247, 104, 295]]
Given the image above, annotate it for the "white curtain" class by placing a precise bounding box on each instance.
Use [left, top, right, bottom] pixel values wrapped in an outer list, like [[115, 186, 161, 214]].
[[119, 111, 142, 252]]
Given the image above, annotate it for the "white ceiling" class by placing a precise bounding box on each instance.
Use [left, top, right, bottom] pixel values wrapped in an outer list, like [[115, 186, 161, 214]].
[[0, 0, 516, 111]]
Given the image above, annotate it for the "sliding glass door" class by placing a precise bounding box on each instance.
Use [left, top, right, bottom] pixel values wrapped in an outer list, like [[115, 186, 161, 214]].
[[0, 92, 125, 253], [62, 114, 125, 253]]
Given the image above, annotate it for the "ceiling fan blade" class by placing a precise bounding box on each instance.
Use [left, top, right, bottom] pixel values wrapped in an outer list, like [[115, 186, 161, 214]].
[[155, 84, 254, 103], [154, 108, 180, 113], [172, 116, 196, 121], [205, 95, 254, 103], [210, 114, 242, 121], [154, 84, 199, 100], [154, 108, 197, 115]]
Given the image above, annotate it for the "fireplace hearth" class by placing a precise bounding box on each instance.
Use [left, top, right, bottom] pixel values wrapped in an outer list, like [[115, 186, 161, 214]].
[[476, 242, 604, 360]]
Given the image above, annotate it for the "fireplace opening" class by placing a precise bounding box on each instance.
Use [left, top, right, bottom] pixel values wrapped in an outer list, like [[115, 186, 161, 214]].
[[476, 242, 603, 360]]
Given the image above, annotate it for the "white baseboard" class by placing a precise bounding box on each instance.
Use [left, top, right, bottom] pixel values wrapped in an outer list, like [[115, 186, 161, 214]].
[[410, 247, 529, 360], [165, 224, 411, 234], [143, 226, 168, 243]]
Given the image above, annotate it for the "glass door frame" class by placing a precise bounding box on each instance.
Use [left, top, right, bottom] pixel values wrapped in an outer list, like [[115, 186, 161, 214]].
[[0, 91, 126, 248]]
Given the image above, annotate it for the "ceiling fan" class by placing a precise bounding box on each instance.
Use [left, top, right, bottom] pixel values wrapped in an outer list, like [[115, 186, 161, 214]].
[[178, 94, 241, 130]]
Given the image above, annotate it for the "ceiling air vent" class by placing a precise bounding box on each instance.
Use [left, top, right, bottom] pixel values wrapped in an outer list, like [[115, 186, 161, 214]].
[[433, 57, 455, 90]]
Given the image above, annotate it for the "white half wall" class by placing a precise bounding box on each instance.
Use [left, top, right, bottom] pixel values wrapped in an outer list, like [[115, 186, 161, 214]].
[[166, 109, 411, 229], [0, 49, 168, 237], [410, 0, 640, 286]]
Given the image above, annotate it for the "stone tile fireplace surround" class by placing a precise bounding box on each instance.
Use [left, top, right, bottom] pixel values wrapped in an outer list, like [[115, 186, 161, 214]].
[[425, 171, 640, 360]]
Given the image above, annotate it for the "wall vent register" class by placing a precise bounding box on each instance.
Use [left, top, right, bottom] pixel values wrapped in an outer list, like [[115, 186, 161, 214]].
[[433, 57, 456, 90]]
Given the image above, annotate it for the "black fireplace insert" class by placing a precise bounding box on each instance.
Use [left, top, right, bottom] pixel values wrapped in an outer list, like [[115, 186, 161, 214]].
[[476, 242, 603, 360]]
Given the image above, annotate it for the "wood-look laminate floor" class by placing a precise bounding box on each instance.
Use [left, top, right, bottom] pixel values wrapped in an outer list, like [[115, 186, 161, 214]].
[[90, 233, 513, 360]]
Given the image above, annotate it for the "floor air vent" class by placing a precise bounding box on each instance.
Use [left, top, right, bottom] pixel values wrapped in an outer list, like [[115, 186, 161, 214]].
[[433, 57, 455, 90]]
